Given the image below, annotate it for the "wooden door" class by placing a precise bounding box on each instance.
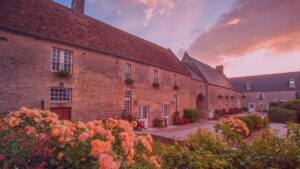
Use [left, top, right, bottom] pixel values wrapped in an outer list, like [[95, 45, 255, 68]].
[[50, 107, 71, 120]]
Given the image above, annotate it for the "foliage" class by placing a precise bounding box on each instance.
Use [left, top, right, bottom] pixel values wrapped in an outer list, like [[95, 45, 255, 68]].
[[0, 108, 160, 169], [161, 128, 300, 169], [236, 116, 255, 133], [173, 85, 179, 90], [215, 123, 243, 144], [125, 79, 134, 85], [152, 82, 160, 88], [55, 70, 72, 78], [247, 115, 263, 129], [153, 118, 164, 128], [230, 129, 300, 169], [268, 107, 298, 123], [286, 122, 300, 144], [216, 117, 250, 138], [183, 108, 199, 123], [162, 129, 232, 169], [172, 111, 181, 125]]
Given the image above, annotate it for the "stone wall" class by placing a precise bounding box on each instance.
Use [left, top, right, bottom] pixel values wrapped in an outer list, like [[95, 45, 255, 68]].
[[0, 29, 208, 127], [240, 90, 299, 112], [207, 85, 239, 117]]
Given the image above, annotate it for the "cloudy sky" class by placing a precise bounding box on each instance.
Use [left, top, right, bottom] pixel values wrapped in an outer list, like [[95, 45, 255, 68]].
[[55, 0, 300, 77]]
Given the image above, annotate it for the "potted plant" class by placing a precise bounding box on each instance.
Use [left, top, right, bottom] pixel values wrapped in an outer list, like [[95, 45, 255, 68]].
[[125, 78, 134, 85], [217, 95, 223, 99], [173, 85, 180, 90], [242, 95, 246, 98], [152, 82, 160, 88], [231, 96, 235, 99], [55, 70, 71, 78], [225, 96, 229, 99]]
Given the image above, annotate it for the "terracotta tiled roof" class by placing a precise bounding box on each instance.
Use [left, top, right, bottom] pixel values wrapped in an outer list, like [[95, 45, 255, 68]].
[[229, 72, 300, 92], [0, 0, 189, 75], [182, 53, 235, 90]]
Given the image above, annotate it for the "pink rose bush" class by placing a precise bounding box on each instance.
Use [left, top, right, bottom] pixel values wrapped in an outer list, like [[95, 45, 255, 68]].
[[0, 107, 160, 169]]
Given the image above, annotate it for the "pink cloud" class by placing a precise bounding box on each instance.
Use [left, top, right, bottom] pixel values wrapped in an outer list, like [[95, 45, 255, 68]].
[[187, 0, 300, 65]]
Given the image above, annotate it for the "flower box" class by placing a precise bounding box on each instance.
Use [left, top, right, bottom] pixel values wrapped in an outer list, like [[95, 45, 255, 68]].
[[173, 85, 180, 90], [54, 70, 72, 78], [125, 78, 134, 85], [152, 82, 160, 88]]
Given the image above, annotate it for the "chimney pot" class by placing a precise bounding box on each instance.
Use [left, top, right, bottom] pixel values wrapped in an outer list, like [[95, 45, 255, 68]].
[[216, 65, 224, 74], [72, 0, 85, 15]]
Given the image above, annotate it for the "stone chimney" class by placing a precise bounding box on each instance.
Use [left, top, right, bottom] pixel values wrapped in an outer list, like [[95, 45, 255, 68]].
[[72, 0, 85, 15], [216, 65, 224, 74]]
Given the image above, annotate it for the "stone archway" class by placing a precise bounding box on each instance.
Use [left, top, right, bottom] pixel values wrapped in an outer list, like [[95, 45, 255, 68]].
[[196, 94, 206, 118]]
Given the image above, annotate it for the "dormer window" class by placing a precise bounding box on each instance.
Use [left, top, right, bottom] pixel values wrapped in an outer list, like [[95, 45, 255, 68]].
[[246, 82, 251, 90], [289, 79, 296, 88], [257, 92, 264, 100]]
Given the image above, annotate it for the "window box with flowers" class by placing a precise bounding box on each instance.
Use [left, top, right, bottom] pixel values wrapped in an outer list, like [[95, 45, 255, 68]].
[[152, 82, 160, 88], [173, 85, 180, 90], [125, 78, 134, 85], [225, 96, 229, 99], [54, 70, 72, 78], [217, 95, 224, 99]]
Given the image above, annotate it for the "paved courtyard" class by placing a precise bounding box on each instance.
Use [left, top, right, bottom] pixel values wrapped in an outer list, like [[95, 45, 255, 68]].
[[140, 113, 288, 141]]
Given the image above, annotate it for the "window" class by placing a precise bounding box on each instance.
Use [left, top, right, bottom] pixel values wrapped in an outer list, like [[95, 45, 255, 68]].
[[162, 105, 169, 117], [50, 88, 72, 102], [173, 95, 177, 111], [153, 69, 158, 83], [257, 92, 264, 100], [124, 91, 131, 115], [125, 64, 131, 80], [51, 48, 72, 72], [173, 74, 177, 86], [138, 106, 149, 119], [246, 82, 251, 90], [289, 79, 296, 88]]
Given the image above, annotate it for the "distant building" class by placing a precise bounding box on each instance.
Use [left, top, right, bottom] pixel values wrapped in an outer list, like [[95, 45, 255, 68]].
[[230, 72, 300, 112], [182, 53, 239, 118], [0, 0, 239, 127]]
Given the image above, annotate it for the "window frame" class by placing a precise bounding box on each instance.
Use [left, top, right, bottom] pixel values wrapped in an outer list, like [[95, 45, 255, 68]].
[[153, 69, 158, 83], [50, 87, 72, 103], [173, 95, 177, 112], [124, 91, 132, 115], [162, 104, 169, 117], [138, 106, 149, 119], [124, 63, 131, 80], [257, 92, 264, 100], [289, 79, 296, 88], [246, 82, 251, 90], [51, 48, 73, 73], [173, 74, 177, 86]]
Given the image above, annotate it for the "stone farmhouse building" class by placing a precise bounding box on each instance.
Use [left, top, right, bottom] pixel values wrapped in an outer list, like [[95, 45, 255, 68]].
[[0, 0, 238, 127], [230, 72, 300, 112]]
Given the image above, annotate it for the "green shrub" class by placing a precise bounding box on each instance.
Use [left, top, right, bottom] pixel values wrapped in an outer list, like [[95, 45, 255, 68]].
[[183, 108, 199, 123], [230, 130, 300, 169], [172, 111, 181, 125], [236, 116, 255, 132], [269, 101, 283, 107], [215, 123, 243, 144], [153, 118, 164, 128], [268, 107, 298, 123], [162, 130, 232, 169], [247, 115, 263, 129], [286, 122, 300, 144]]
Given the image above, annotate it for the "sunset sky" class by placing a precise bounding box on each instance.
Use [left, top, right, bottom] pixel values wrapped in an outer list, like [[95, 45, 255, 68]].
[[55, 0, 300, 77]]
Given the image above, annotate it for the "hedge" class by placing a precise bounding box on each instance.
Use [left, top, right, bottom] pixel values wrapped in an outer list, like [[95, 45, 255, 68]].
[[183, 108, 200, 123], [268, 107, 298, 123], [236, 116, 255, 132]]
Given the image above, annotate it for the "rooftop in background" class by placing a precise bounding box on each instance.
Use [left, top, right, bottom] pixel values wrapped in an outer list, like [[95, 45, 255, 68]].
[[0, 0, 189, 75], [229, 71, 300, 92], [182, 52, 235, 90]]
